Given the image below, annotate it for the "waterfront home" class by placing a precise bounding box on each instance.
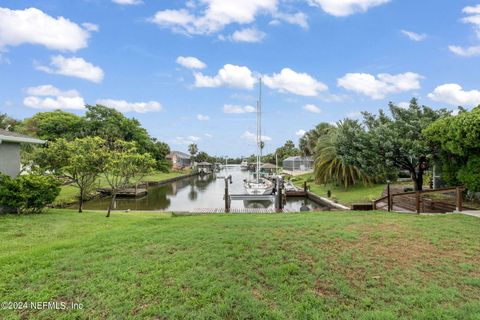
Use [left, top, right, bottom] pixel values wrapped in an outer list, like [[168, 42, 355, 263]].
[[197, 162, 213, 174], [283, 156, 313, 173], [166, 151, 191, 170], [0, 129, 45, 178]]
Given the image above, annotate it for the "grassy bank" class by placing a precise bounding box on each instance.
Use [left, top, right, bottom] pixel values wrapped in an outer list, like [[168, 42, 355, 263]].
[[291, 174, 385, 206], [1, 210, 479, 319], [54, 169, 191, 207]]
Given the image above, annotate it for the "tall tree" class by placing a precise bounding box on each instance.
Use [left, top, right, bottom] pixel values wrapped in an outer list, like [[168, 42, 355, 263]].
[[188, 143, 198, 161], [36, 137, 106, 212], [335, 99, 449, 191], [275, 140, 300, 163], [424, 106, 480, 191], [84, 104, 170, 167], [22, 110, 85, 141], [0, 113, 20, 131], [299, 123, 335, 156], [102, 141, 156, 217], [313, 126, 370, 188]]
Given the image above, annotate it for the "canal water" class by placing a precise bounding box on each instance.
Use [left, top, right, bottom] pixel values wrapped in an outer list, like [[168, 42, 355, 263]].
[[81, 166, 329, 212]]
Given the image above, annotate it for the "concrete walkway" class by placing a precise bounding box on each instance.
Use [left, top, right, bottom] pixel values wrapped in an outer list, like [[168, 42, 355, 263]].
[[457, 211, 480, 218]]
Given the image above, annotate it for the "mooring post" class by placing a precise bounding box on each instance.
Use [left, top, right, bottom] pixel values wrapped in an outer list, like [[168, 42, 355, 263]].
[[303, 181, 307, 193], [456, 187, 463, 212], [415, 191, 421, 214], [387, 180, 391, 212], [275, 176, 283, 212], [224, 175, 231, 213]]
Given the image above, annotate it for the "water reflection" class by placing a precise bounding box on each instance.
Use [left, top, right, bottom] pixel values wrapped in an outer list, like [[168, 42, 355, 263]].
[[80, 166, 329, 212]]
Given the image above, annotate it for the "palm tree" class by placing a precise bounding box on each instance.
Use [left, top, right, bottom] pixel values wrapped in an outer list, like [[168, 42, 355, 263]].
[[188, 143, 198, 159], [313, 130, 370, 189], [299, 122, 335, 156]]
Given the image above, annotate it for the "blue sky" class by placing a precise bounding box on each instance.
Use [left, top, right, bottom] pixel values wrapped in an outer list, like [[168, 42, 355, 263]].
[[1, 0, 480, 157]]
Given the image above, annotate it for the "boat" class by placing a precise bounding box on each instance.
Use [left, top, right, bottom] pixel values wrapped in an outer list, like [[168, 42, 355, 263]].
[[244, 78, 274, 195], [240, 159, 248, 170]]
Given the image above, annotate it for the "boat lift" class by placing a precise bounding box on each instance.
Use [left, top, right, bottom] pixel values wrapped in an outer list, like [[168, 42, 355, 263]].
[[222, 175, 284, 213]]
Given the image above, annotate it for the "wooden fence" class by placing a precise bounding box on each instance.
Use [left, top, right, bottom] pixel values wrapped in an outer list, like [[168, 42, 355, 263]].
[[373, 187, 465, 214]]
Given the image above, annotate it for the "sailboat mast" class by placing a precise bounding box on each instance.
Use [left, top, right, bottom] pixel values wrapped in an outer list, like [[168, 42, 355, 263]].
[[256, 78, 262, 183]]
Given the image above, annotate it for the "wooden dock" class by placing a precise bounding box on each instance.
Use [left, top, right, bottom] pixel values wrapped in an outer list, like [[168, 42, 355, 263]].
[[97, 188, 147, 197]]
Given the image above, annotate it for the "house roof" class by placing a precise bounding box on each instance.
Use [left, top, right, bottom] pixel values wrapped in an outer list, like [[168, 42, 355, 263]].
[[261, 163, 277, 169], [0, 129, 45, 144], [167, 151, 190, 159]]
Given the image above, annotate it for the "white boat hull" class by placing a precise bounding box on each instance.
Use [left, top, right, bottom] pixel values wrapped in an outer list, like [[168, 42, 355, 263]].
[[244, 180, 274, 195]]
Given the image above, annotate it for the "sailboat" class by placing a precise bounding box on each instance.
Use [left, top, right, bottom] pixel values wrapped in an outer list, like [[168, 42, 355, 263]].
[[244, 78, 274, 195], [240, 159, 248, 170]]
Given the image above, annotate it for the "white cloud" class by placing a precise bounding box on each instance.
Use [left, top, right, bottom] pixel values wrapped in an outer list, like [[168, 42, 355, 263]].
[[427, 84, 480, 107], [194, 64, 257, 89], [223, 104, 256, 114], [307, 0, 390, 17], [273, 12, 308, 29], [204, 133, 213, 138], [176, 56, 206, 69], [295, 129, 306, 137], [398, 101, 410, 109], [462, 7, 480, 34], [150, 0, 306, 37], [242, 131, 272, 142], [96, 99, 162, 113], [197, 114, 210, 121], [346, 111, 362, 119], [112, 0, 143, 5], [36, 55, 104, 83], [448, 45, 480, 57], [82, 23, 99, 32], [0, 7, 91, 51], [401, 30, 427, 42], [229, 28, 266, 43], [338, 72, 423, 100], [463, 5, 480, 15], [173, 136, 201, 145], [151, 0, 277, 35], [23, 85, 85, 110], [263, 68, 327, 97], [25, 84, 63, 96], [302, 104, 322, 113]]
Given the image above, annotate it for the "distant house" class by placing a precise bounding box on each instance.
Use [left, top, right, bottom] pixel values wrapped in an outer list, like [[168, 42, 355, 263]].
[[166, 151, 191, 170], [0, 129, 45, 178], [283, 156, 314, 172]]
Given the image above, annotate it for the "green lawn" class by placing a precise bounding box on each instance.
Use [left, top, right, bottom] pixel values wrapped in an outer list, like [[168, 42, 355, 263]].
[[291, 174, 385, 206], [1, 210, 479, 319], [54, 170, 191, 206]]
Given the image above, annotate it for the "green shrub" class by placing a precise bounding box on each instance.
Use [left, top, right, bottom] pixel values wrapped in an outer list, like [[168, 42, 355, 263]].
[[457, 156, 480, 192], [0, 174, 61, 214]]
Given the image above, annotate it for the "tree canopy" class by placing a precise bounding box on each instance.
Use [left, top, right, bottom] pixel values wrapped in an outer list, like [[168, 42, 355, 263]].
[[424, 106, 480, 191], [335, 99, 449, 190]]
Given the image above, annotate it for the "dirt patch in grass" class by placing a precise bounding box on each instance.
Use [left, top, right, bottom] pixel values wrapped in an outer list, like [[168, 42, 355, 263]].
[[345, 221, 409, 235]]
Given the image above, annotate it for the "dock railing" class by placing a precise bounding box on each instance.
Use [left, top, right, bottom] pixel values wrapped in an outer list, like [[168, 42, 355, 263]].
[[373, 186, 465, 214]]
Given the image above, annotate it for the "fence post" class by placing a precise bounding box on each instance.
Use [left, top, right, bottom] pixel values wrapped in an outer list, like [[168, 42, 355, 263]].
[[372, 200, 377, 210], [303, 181, 307, 193], [456, 187, 463, 212], [415, 192, 421, 214], [387, 182, 391, 212], [225, 177, 230, 213]]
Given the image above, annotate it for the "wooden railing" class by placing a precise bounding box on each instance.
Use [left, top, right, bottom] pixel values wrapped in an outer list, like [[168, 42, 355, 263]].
[[373, 187, 465, 214]]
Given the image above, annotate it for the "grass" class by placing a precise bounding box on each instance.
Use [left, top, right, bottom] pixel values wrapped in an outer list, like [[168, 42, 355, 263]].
[[53, 169, 191, 206], [291, 174, 385, 206], [1, 210, 479, 319]]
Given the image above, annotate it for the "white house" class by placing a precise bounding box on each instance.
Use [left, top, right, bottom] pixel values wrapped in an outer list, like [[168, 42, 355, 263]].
[[0, 129, 45, 178]]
